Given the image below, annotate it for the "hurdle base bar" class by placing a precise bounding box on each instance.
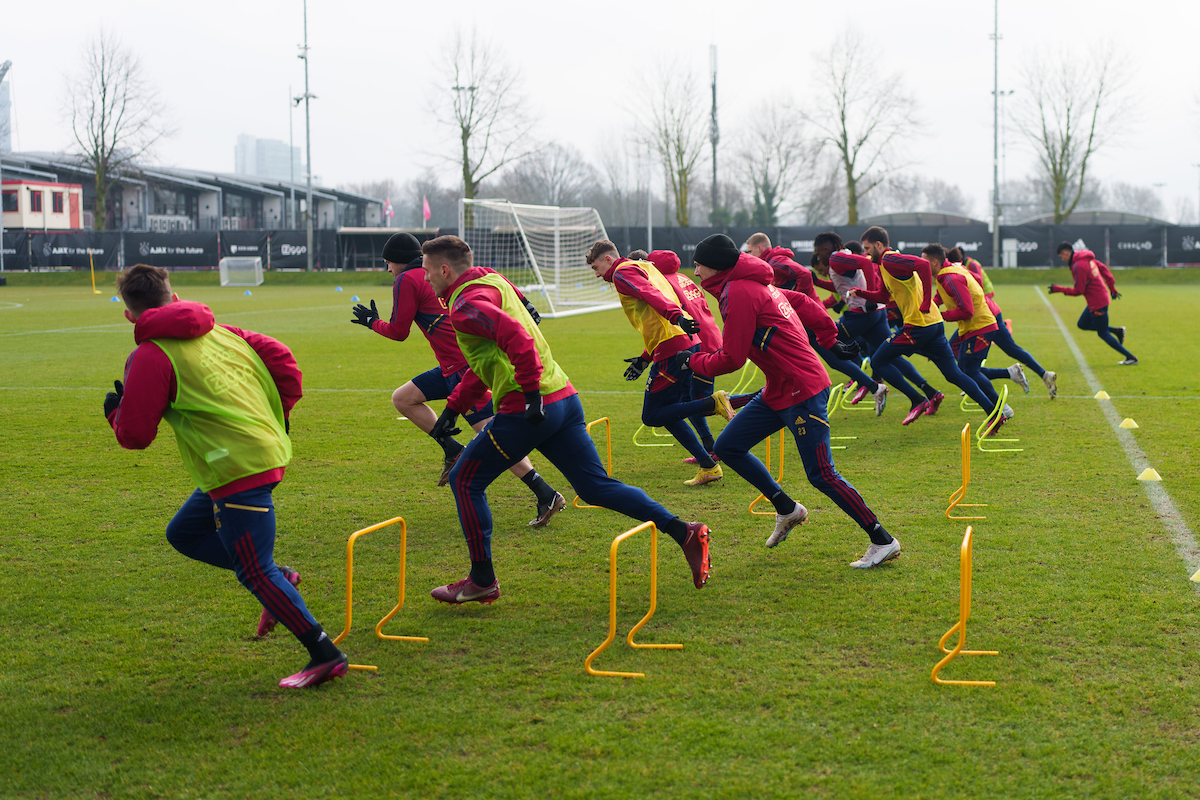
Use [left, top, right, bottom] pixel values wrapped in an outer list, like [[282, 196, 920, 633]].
[[633, 424, 675, 447], [332, 517, 429, 674], [585, 522, 683, 678], [975, 385, 1023, 452]]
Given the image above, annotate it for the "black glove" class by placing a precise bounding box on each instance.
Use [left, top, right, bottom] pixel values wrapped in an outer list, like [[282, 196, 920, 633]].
[[430, 407, 461, 441], [673, 351, 693, 373], [623, 356, 650, 381], [523, 391, 546, 425], [1047, 285, 1058, 294], [284, 416, 290, 435], [864, 302, 878, 313], [522, 296, 542, 325], [1111, 290, 1122, 300], [351, 299, 380, 328], [830, 340, 861, 362], [676, 316, 701, 336], [831, 300, 846, 313], [103, 380, 123, 418]]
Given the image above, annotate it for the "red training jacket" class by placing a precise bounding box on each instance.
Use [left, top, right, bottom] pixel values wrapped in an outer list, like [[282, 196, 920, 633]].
[[107, 300, 302, 499], [646, 250, 722, 354], [604, 257, 694, 362], [761, 246, 819, 301], [371, 259, 467, 375], [1052, 250, 1119, 311], [441, 267, 576, 416], [689, 254, 836, 410]]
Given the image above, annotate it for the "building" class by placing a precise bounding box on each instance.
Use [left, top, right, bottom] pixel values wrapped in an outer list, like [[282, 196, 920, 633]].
[[0, 151, 381, 231], [2, 180, 85, 229], [234, 134, 304, 184]]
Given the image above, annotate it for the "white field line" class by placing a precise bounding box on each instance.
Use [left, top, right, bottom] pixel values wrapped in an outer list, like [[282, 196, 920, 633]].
[[1036, 287, 1199, 581], [0, 304, 350, 338]]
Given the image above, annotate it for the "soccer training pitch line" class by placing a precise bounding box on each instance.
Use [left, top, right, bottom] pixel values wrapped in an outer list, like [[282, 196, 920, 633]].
[[1037, 286, 1200, 583]]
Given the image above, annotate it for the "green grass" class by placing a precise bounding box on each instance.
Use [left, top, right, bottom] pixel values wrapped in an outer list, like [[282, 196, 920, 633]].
[[2, 281, 1199, 799]]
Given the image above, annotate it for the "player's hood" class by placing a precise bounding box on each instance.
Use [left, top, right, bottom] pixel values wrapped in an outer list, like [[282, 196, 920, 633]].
[[762, 246, 796, 263], [646, 250, 681, 275], [133, 300, 215, 345], [699, 252, 773, 295], [1071, 249, 1096, 266]]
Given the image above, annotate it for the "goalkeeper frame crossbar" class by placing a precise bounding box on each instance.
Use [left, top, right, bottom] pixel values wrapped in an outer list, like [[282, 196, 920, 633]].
[[459, 199, 622, 319]]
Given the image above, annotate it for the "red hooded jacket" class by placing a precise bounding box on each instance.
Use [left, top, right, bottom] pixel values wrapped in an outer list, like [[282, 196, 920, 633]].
[[689, 254, 836, 410], [107, 300, 303, 499], [646, 249, 722, 353], [1052, 250, 1119, 311], [761, 246, 819, 301]]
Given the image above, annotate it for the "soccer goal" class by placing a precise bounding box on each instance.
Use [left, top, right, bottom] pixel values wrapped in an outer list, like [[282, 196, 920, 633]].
[[459, 199, 620, 319], [219, 257, 264, 287]]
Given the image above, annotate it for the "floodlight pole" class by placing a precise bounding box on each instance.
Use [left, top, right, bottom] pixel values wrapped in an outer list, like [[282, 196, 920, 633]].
[[709, 45, 719, 223], [0, 61, 10, 273], [300, 0, 315, 271], [990, 0, 1001, 269]]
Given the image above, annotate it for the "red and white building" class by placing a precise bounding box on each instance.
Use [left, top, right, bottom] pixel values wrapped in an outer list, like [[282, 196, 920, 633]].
[[2, 180, 85, 229]]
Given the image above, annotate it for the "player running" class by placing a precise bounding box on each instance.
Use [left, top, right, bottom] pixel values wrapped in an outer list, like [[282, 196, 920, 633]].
[[421, 235, 712, 604], [1052, 242, 1137, 365], [105, 264, 348, 689], [847, 248, 1009, 427], [643, 249, 724, 465], [746, 231, 887, 415], [351, 232, 565, 526], [684, 234, 899, 569], [946, 246, 1057, 398], [586, 240, 735, 487]]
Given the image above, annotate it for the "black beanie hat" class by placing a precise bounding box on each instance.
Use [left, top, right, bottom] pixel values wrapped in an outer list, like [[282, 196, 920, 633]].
[[383, 232, 423, 265], [693, 234, 740, 271]]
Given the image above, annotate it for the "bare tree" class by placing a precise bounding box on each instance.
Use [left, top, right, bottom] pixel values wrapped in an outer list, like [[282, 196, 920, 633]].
[[734, 100, 820, 226], [494, 143, 598, 206], [802, 30, 918, 225], [861, 174, 975, 218], [1107, 182, 1162, 218], [399, 168, 460, 229], [1014, 47, 1131, 224], [431, 27, 537, 206], [640, 62, 708, 227], [66, 29, 171, 230]]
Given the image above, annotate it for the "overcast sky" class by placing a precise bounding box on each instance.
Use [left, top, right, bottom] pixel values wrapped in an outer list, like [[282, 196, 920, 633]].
[[4, 0, 1198, 220]]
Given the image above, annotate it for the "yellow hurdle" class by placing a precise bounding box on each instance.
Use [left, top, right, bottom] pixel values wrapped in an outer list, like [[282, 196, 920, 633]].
[[585, 522, 683, 678], [632, 424, 675, 447], [976, 384, 1022, 452], [88, 250, 103, 294], [947, 423, 987, 520], [749, 432, 786, 516], [931, 526, 998, 686], [729, 361, 761, 396], [574, 417, 611, 509], [332, 516, 428, 672]]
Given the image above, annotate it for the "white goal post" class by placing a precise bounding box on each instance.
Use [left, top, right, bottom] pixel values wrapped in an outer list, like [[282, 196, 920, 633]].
[[219, 257, 264, 287], [458, 199, 621, 319]]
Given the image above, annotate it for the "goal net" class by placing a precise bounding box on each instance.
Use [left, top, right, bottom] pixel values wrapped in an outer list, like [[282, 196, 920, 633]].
[[459, 199, 620, 318], [219, 257, 264, 287]]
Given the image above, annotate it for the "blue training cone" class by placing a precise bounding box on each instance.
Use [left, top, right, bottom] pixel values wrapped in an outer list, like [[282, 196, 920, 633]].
[[351, 295, 360, 302], [110, 296, 120, 302], [335, 286, 343, 292], [244, 290, 252, 296]]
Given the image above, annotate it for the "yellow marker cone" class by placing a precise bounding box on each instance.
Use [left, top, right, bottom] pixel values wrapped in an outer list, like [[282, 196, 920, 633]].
[[1191, 568, 1200, 583], [1094, 391, 1110, 400], [1137, 468, 1162, 481], [1119, 418, 1139, 429]]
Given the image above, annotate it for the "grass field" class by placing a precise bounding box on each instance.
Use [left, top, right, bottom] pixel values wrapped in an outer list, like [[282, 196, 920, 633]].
[[2, 276, 1199, 799]]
